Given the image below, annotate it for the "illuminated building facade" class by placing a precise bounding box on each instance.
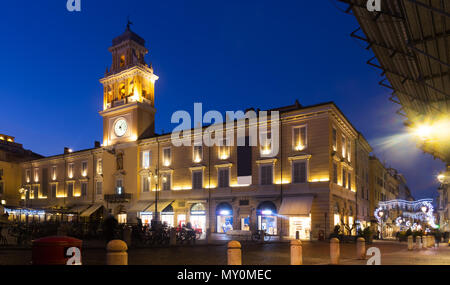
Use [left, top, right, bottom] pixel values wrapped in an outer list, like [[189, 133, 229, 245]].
[[0, 135, 42, 213], [3, 26, 416, 240]]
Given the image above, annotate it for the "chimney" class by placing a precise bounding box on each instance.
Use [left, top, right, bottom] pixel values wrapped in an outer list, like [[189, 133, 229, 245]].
[[94, 141, 101, 148]]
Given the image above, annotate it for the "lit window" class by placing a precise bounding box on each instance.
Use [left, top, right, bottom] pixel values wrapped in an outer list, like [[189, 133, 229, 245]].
[[97, 159, 103, 175], [293, 126, 307, 151], [260, 131, 272, 156], [163, 148, 171, 166], [341, 136, 346, 158], [117, 213, 127, 224], [218, 139, 230, 160], [26, 169, 31, 183], [81, 161, 88, 177], [68, 163, 74, 178], [332, 128, 337, 151], [193, 146, 203, 163], [116, 179, 123, 194], [51, 166, 57, 180], [347, 139, 351, 162], [142, 151, 150, 169], [142, 176, 150, 192], [120, 54, 125, 67], [34, 168, 39, 182]]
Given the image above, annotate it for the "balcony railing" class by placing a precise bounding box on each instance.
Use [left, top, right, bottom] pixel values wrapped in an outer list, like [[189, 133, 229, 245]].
[[104, 193, 132, 203]]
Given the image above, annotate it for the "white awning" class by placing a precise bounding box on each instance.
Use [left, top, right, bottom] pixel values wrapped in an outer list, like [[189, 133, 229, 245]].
[[80, 204, 103, 217], [279, 196, 314, 216], [157, 200, 174, 213], [128, 201, 154, 212]]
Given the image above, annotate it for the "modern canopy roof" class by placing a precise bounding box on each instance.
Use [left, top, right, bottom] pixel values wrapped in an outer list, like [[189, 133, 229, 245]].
[[337, 0, 449, 162]]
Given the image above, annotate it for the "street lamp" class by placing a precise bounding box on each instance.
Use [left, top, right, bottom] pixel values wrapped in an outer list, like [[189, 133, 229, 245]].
[[378, 210, 384, 240]]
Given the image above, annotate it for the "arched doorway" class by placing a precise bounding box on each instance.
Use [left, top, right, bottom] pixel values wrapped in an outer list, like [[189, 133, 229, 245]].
[[189, 203, 206, 237], [216, 202, 233, 233], [257, 201, 277, 235]]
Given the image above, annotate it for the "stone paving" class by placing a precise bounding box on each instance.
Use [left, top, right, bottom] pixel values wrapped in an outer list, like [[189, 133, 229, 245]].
[[0, 239, 449, 265]]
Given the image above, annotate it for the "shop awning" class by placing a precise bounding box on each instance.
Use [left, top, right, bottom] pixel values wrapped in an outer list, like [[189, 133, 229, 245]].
[[69, 204, 91, 214], [155, 200, 174, 213], [279, 196, 314, 216], [128, 201, 154, 212], [80, 204, 103, 217]]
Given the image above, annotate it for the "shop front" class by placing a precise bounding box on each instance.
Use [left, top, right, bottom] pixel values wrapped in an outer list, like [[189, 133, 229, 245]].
[[216, 202, 233, 233], [279, 196, 313, 240], [161, 204, 175, 227], [189, 203, 206, 235], [257, 201, 278, 235]]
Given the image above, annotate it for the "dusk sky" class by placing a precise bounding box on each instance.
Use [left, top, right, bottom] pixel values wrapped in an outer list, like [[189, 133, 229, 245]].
[[0, 0, 444, 199]]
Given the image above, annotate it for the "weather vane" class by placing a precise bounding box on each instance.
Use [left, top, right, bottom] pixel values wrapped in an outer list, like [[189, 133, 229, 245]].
[[126, 16, 133, 30]]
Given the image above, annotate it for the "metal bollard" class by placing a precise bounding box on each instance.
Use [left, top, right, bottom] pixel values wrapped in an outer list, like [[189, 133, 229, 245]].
[[227, 240, 242, 265], [290, 240, 303, 265], [407, 235, 413, 251], [356, 237, 365, 259], [330, 238, 340, 265], [260, 231, 265, 243], [416, 236, 422, 249], [106, 240, 128, 265]]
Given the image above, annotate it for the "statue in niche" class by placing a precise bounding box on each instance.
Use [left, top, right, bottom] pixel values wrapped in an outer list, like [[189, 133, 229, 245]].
[[116, 153, 124, 170]]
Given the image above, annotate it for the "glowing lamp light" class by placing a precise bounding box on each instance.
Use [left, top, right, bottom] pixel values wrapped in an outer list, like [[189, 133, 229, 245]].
[[219, 210, 230, 216], [378, 211, 384, 217], [1, 200, 6, 205], [262, 210, 273, 215], [421, 206, 428, 213], [414, 124, 432, 140], [295, 144, 305, 151], [193, 156, 201, 163], [163, 160, 171, 167]]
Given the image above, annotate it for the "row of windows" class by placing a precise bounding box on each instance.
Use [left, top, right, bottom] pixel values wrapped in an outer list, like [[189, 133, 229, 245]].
[[332, 127, 351, 162], [25, 160, 103, 183], [23, 181, 94, 200], [139, 161, 308, 192], [140, 126, 310, 169], [332, 162, 352, 190]]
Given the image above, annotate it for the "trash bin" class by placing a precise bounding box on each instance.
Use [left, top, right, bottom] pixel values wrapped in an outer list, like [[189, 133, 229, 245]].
[[32, 236, 82, 265]]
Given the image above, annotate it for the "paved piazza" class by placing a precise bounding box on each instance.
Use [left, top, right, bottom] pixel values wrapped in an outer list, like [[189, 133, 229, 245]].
[[1, 240, 450, 265]]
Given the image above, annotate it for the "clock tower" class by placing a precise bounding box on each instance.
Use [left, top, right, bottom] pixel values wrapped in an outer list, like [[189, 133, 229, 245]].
[[99, 24, 158, 146]]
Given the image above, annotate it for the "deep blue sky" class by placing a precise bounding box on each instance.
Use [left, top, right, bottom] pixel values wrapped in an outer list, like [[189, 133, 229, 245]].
[[0, 0, 444, 198]]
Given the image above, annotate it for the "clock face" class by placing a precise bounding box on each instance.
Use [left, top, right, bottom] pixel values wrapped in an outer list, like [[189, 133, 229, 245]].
[[114, 118, 128, 137]]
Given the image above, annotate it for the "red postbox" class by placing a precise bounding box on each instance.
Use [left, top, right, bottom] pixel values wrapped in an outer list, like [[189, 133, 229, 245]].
[[32, 236, 82, 265]]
